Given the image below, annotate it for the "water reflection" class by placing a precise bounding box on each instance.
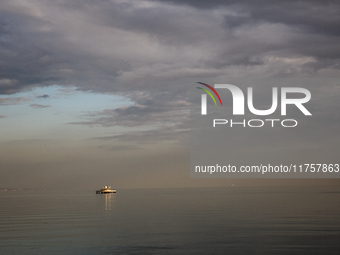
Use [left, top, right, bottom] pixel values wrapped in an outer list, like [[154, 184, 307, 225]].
[[101, 194, 116, 215], [1, 187, 340, 255]]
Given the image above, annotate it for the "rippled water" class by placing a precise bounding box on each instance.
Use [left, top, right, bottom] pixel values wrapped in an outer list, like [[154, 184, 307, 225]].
[[1, 186, 340, 254]]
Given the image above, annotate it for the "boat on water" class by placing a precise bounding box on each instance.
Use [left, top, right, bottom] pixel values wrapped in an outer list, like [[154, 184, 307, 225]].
[[96, 186, 116, 194]]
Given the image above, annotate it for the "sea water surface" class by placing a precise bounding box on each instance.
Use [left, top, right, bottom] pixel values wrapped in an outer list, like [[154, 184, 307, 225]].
[[1, 186, 340, 254]]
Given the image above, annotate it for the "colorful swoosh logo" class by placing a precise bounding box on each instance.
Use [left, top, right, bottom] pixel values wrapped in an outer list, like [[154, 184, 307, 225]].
[[196, 82, 223, 106]]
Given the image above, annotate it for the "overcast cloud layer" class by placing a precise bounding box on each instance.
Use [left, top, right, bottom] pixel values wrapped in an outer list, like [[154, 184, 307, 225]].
[[0, 0, 340, 188]]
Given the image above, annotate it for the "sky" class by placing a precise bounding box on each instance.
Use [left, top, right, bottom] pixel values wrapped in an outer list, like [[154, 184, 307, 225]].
[[0, 0, 340, 189]]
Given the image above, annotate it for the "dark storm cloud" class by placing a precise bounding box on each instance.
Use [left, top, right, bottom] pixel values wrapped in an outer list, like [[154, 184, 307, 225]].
[[153, 0, 340, 66], [243, 1, 340, 37], [0, 0, 340, 141], [1, 0, 339, 85]]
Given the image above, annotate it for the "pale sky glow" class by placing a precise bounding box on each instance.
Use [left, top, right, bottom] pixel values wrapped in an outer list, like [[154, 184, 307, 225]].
[[0, 86, 133, 142]]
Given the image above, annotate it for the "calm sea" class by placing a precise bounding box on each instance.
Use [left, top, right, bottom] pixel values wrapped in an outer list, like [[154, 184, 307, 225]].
[[1, 186, 340, 254]]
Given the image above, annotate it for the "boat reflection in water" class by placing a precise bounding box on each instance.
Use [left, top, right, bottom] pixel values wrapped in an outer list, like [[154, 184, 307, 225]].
[[96, 186, 116, 194], [103, 193, 116, 215]]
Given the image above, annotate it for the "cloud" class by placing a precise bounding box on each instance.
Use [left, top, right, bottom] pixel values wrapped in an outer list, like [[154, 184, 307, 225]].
[[0, 0, 340, 143], [1, 1, 339, 93], [0, 115, 5, 118], [0, 0, 339, 189], [0, 97, 32, 105], [0, 79, 18, 88], [92, 126, 189, 151], [71, 101, 188, 128], [30, 103, 51, 108], [1, 1, 338, 91], [37, 94, 49, 99], [96, 144, 140, 151], [4, 139, 51, 145]]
